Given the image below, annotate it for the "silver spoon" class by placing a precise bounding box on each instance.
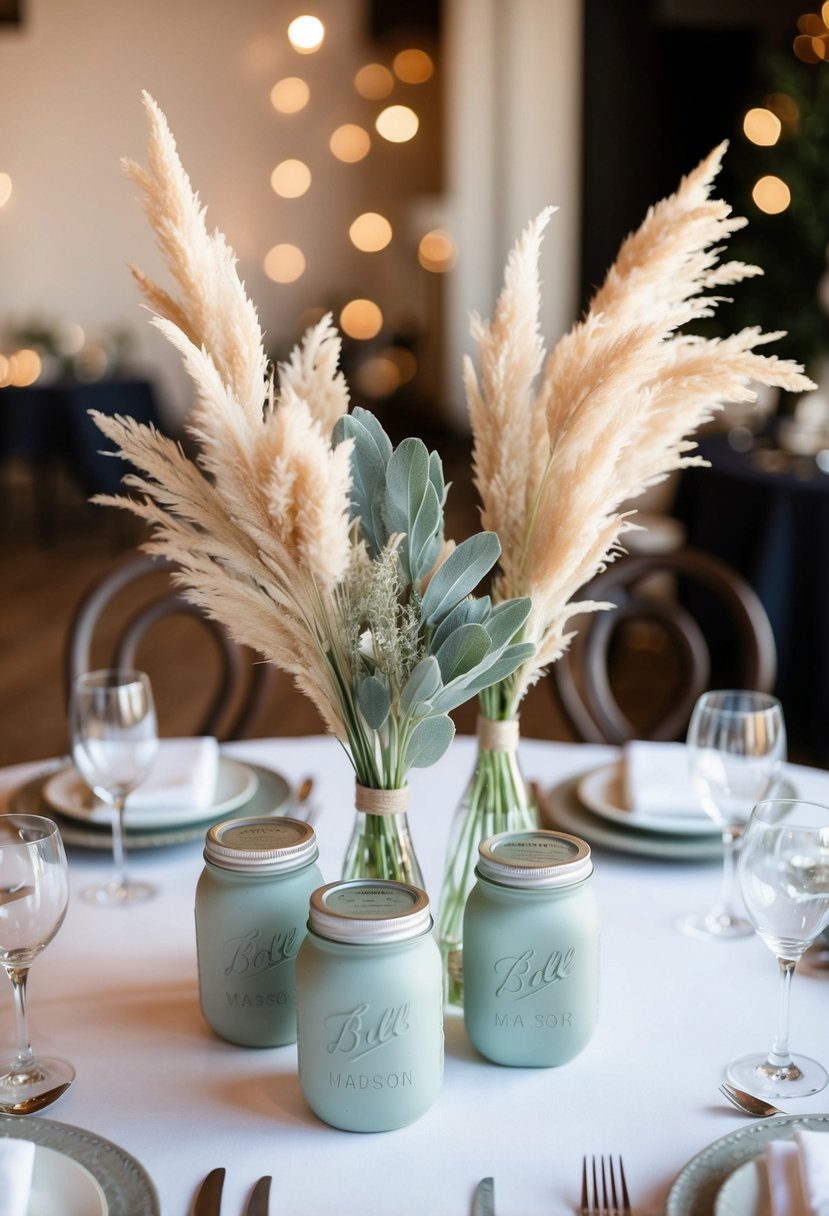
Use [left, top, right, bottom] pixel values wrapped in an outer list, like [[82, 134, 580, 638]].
[[719, 1082, 786, 1118]]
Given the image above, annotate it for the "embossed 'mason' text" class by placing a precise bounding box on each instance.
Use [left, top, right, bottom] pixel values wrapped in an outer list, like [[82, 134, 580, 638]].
[[494, 947, 576, 1001]]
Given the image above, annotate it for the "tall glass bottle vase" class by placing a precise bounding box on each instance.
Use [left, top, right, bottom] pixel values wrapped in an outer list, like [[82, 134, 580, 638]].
[[342, 784, 424, 887], [437, 718, 538, 1009]]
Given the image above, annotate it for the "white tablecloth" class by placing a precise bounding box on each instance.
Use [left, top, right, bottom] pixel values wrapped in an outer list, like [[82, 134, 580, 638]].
[[1, 736, 828, 1216]]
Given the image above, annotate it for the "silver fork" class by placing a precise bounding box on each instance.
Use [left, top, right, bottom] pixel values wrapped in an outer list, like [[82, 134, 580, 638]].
[[581, 1156, 631, 1216]]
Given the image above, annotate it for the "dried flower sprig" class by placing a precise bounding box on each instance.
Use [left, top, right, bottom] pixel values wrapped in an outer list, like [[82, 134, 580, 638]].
[[93, 94, 533, 809], [465, 142, 815, 719]]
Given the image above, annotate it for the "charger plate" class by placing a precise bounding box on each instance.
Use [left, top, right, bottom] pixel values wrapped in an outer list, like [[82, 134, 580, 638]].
[[667, 1113, 829, 1216], [7, 762, 291, 850], [0, 1113, 158, 1215], [539, 773, 722, 861]]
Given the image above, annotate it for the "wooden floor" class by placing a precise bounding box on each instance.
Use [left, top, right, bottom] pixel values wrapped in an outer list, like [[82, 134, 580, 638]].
[[0, 453, 575, 769]]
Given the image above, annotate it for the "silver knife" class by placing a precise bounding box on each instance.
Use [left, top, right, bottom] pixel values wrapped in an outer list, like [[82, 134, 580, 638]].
[[473, 1177, 495, 1216], [246, 1175, 271, 1216], [194, 1167, 225, 1216]]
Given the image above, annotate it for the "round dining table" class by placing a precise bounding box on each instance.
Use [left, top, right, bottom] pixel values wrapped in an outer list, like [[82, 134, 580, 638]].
[[1, 734, 828, 1216]]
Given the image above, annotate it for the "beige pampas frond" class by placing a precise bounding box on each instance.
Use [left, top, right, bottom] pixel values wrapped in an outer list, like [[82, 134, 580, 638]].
[[468, 142, 816, 714], [277, 315, 350, 435]]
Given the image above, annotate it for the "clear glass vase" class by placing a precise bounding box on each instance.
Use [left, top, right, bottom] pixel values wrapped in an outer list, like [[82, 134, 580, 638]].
[[436, 718, 537, 1009], [342, 784, 424, 887]]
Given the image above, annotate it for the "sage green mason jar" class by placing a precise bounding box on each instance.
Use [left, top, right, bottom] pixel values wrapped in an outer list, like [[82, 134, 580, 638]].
[[463, 830, 599, 1067], [195, 816, 322, 1047], [295, 880, 444, 1132]]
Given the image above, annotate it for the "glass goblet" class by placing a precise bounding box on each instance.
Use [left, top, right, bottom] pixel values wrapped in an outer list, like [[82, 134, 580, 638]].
[[727, 797, 829, 1098], [679, 689, 786, 941], [0, 814, 74, 1113], [70, 668, 159, 905]]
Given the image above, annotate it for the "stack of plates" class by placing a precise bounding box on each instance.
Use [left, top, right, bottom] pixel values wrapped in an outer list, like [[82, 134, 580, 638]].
[[0, 1113, 158, 1214], [667, 1113, 829, 1214], [539, 760, 723, 861], [8, 755, 292, 849]]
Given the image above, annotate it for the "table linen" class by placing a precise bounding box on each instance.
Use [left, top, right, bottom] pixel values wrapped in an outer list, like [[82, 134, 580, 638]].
[[1, 736, 828, 1216]]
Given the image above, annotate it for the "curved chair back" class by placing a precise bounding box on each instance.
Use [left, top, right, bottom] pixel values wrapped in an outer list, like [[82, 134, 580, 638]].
[[549, 547, 777, 744], [66, 551, 271, 740]]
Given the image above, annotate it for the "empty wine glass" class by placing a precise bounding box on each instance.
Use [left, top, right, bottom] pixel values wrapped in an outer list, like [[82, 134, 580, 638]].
[[680, 689, 786, 940], [727, 797, 829, 1098], [70, 668, 159, 905], [0, 814, 74, 1113]]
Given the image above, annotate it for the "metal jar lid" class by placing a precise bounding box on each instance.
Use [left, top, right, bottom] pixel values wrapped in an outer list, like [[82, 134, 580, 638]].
[[204, 816, 318, 874], [308, 879, 431, 944], [477, 830, 592, 889]]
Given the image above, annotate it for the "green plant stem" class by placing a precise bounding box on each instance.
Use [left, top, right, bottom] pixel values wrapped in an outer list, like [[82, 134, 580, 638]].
[[342, 811, 423, 887]]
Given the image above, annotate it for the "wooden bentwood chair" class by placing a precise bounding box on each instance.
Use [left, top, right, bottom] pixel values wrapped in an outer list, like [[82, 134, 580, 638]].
[[548, 547, 777, 745]]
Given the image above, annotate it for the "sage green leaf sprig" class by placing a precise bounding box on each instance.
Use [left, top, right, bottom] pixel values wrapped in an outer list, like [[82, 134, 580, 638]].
[[331, 407, 534, 789]]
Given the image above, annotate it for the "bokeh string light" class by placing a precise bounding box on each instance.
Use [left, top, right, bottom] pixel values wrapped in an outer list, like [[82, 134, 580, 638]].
[[287, 14, 325, 54]]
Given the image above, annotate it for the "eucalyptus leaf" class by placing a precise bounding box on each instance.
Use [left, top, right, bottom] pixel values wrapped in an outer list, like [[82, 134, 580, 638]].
[[430, 642, 536, 713], [383, 438, 432, 582], [356, 675, 390, 729], [349, 406, 394, 462], [429, 596, 491, 657], [333, 413, 389, 555], [399, 655, 443, 714], [420, 532, 501, 625], [484, 597, 532, 649], [407, 480, 442, 583], [404, 714, 455, 769], [434, 623, 492, 684], [428, 450, 447, 507]]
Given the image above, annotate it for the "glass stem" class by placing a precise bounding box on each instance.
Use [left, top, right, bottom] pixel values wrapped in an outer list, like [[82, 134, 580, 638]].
[[767, 957, 797, 1069], [719, 828, 740, 918], [112, 794, 129, 889], [6, 966, 34, 1069]]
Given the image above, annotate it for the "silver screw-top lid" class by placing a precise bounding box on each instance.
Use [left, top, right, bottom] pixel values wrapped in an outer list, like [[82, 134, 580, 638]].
[[204, 816, 318, 874], [477, 830, 592, 889], [308, 879, 431, 943]]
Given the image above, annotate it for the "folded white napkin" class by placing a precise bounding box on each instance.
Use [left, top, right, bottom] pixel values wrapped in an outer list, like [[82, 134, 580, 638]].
[[766, 1131, 829, 1215], [622, 741, 707, 821], [132, 736, 220, 811], [0, 1137, 35, 1216], [797, 1130, 829, 1215]]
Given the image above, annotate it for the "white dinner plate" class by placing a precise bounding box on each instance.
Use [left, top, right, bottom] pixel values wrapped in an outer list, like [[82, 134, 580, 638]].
[[714, 1158, 769, 1216], [667, 1113, 829, 1216], [540, 774, 723, 861], [577, 762, 719, 837], [42, 757, 258, 829], [28, 1143, 108, 1215]]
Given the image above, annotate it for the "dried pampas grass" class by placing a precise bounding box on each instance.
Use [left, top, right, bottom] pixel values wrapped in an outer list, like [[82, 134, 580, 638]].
[[466, 142, 815, 715]]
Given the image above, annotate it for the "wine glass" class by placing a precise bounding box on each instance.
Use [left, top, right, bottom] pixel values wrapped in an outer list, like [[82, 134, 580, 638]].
[[679, 689, 786, 940], [70, 668, 159, 905], [0, 814, 74, 1113], [727, 797, 829, 1098]]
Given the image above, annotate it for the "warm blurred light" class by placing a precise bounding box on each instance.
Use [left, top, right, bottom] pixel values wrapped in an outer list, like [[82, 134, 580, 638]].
[[765, 92, 800, 131], [798, 12, 826, 34], [0, 354, 10, 386], [340, 299, 383, 340], [270, 159, 311, 198], [794, 33, 821, 62], [375, 105, 419, 143], [264, 244, 306, 283], [270, 76, 310, 113], [354, 355, 401, 397], [10, 348, 41, 387], [349, 212, 393, 252], [55, 321, 86, 356], [743, 108, 782, 146], [75, 345, 108, 381], [0, 173, 12, 208], [814, 34, 829, 59], [752, 175, 791, 214], [329, 124, 371, 162], [354, 63, 394, 99], [384, 345, 418, 384], [287, 15, 324, 53], [417, 229, 457, 272], [824, 1, 829, 26], [393, 49, 434, 84]]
